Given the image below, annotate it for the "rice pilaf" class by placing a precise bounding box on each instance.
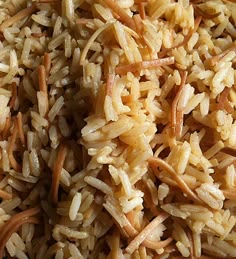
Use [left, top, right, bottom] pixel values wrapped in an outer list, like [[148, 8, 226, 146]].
[[0, 0, 236, 258]]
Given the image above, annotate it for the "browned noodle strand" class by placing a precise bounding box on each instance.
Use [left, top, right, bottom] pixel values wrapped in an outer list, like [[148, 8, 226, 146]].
[[159, 16, 202, 58], [207, 43, 236, 66], [125, 212, 169, 254], [38, 65, 48, 94], [148, 157, 202, 203], [187, 231, 195, 259], [106, 73, 115, 97], [123, 212, 172, 251], [217, 87, 233, 113], [2, 117, 11, 140], [0, 208, 40, 235], [102, 0, 136, 30], [171, 71, 188, 137], [44, 53, 51, 79], [16, 112, 25, 146], [8, 82, 17, 109], [50, 143, 68, 204], [0, 4, 37, 31], [138, 2, 146, 20], [0, 217, 40, 258], [8, 120, 21, 172], [31, 32, 48, 38], [0, 207, 40, 258]]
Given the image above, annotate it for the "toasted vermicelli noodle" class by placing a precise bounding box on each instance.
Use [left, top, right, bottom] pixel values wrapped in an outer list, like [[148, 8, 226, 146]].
[[0, 0, 236, 258]]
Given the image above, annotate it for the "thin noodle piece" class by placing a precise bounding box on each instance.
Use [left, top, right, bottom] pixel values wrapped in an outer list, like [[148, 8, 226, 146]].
[[80, 22, 113, 65], [148, 157, 202, 203], [123, 219, 138, 237], [125, 212, 169, 254], [38, 65, 48, 94], [2, 117, 11, 140], [44, 53, 51, 79], [17, 112, 25, 146], [124, 211, 172, 250], [0, 4, 37, 31], [208, 44, 236, 66], [133, 14, 143, 35], [0, 217, 39, 258], [50, 143, 68, 204], [102, 0, 136, 30], [221, 147, 236, 156], [187, 231, 195, 259], [38, 65, 49, 116], [171, 71, 187, 137], [76, 19, 93, 25], [139, 2, 146, 20], [9, 82, 17, 109], [8, 120, 21, 172], [175, 110, 184, 139], [31, 32, 47, 37], [159, 16, 202, 58], [0, 207, 40, 243], [106, 73, 115, 97]]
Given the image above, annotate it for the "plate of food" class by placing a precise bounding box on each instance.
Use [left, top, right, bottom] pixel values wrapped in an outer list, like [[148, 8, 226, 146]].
[[0, 0, 236, 258]]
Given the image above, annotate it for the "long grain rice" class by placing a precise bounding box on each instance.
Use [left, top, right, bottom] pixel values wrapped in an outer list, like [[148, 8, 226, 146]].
[[0, 0, 236, 258]]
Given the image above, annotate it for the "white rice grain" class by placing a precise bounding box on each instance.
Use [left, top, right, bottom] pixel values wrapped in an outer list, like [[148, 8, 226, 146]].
[[69, 192, 82, 221], [48, 96, 64, 122]]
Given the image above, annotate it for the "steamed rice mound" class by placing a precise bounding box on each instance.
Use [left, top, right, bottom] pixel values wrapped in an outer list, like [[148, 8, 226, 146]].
[[0, 0, 236, 258]]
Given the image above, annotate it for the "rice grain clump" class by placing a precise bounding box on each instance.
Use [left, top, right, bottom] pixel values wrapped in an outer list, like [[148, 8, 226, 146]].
[[0, 0, 236, 258]]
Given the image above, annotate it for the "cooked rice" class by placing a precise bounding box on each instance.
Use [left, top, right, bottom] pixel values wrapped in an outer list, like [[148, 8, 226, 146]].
[[0, 0, 236, 258]]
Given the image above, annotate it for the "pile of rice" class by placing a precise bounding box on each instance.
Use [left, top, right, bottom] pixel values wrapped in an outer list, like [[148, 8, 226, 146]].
[[0, 0, 236, 258]]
